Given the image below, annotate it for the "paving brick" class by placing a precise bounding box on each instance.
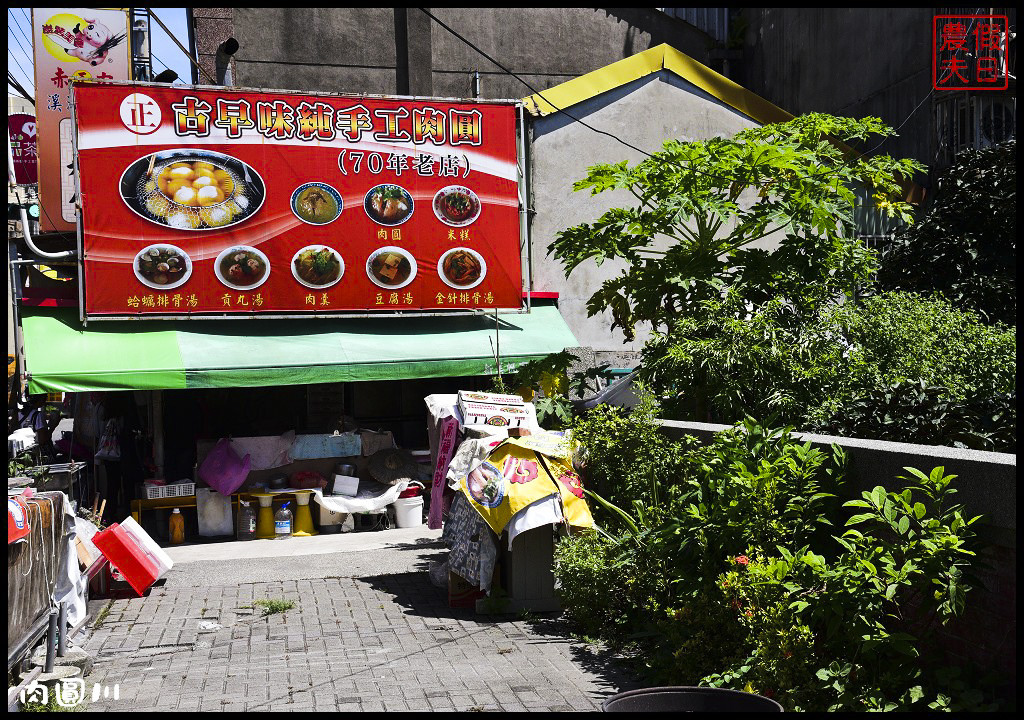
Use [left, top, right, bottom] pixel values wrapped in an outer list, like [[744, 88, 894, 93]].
[[79, 547, 633, 711]]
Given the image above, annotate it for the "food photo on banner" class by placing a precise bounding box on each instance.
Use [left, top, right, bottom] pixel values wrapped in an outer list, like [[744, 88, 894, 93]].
[[71, 81, 525, 318]]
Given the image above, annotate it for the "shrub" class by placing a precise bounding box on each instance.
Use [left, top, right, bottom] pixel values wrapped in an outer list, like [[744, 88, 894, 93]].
[[640, 295, 855, 425], [570, 391, 690, 512], [810, 380, 1016, 452], [807, 293, 1017, 451], [705, 467, 991, 711], [552, 531, 630, 641], [834, 292, 1016, 405], [640, 291, 1016, 451], [878, 140, 1015, 325], [556, 418, 998, 710], [650, 420, 848, 588]]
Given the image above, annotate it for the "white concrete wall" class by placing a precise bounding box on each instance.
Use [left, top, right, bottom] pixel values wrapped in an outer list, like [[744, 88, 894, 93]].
[[528, 72, 762, 356]]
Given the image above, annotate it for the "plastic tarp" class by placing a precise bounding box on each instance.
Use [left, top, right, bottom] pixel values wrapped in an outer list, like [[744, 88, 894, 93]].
[[8, 492, 69, 667], [21, 306, 579, 394], [312, 480, 409, 514]]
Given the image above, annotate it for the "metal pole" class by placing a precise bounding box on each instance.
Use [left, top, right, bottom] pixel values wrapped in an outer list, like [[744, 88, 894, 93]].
[[57, 602, 67, 657], [8, 245, 27, 404], [44, 611, 57, 672], [152, 390, 164, 478], [7, 127, 75, 260], [516, 104, 532, 309]]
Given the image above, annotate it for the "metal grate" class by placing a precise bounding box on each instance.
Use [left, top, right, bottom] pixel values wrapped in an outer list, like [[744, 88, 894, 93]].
[[934, 92, 1016, 167]]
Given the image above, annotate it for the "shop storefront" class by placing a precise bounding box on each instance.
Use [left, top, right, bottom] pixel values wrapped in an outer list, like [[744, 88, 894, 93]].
[[12, 78, 580, 550]]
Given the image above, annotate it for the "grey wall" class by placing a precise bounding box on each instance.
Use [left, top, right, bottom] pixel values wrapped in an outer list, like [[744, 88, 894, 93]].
[[739, 8, 935, 168], [193, 8, 717, 99], [528, 71, 761, 359], [659, 419, 1017, 547], [423, 8, 714, 99], [658, 418, 1017, 690]]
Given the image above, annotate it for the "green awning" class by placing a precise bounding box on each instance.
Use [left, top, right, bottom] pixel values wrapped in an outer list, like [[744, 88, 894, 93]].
[[21, 306, 579, 394]]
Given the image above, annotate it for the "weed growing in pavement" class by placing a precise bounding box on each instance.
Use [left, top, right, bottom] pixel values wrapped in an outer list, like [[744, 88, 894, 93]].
[[92, 600, 114, 629], [252, 599, 295, 616]]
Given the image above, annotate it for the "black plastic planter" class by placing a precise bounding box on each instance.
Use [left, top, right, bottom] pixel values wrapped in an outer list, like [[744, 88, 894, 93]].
[[602, 686, 784, 712]]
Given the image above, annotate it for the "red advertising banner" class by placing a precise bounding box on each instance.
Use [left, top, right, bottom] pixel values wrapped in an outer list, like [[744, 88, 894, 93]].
[[73, 81, 525, 317], [33, 8, 132, 234]]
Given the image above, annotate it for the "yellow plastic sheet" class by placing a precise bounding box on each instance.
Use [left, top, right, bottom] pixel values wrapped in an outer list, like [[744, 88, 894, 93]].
[[460, 433, 594, 535]]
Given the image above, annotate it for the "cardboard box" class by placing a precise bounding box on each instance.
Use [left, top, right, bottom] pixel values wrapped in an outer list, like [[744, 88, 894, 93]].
[[331, 474, 360, 496], [457, 390, 526, 407], [460, 401, 531, 428], [448, 571, 486, 609]]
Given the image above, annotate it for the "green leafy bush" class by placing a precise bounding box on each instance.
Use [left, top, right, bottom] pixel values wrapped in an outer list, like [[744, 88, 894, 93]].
[[641, 291, 1016, 450], [878, 140, 1016, 325], [806, 293, 1017, 451], [569, 391, 690, 510], [555, 414, 1000, 710], [640, 296, 855, 424], [810, 380, 1016, 452], [552, 530, 630, 641], [704, 467, 989, 711], [834, 292, 1016, 405]]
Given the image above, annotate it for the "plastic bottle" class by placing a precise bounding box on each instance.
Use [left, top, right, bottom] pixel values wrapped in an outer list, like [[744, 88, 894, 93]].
[[169, 508, 185, 545], [237, 500, 256, 541], [274, 502, 293, 539]]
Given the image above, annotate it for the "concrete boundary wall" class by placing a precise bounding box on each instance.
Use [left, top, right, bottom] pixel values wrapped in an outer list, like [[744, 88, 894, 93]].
[[658, 420, 1016, 546]]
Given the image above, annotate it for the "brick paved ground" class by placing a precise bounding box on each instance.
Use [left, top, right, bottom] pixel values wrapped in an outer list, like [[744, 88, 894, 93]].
[[80, 539, 640, 711]]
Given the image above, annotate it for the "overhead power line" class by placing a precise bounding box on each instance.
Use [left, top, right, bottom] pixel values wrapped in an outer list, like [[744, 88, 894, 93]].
[[10, 9, 37, 64], [8, 70, 35, 105], [8, 14, 37, 85], [147, 8, 217, 84], [7, 48, 36, 100], [415, 7, 890, 189], [416, 8, 658, 161]]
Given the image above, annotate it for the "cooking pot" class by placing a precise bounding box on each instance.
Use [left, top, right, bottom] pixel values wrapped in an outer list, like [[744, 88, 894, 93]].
[[268, 474, 288, 490]]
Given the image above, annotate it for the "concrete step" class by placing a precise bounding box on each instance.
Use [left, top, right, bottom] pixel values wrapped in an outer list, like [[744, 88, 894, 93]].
[[29, 645, 94, 676], [31, 665, 82, 684]]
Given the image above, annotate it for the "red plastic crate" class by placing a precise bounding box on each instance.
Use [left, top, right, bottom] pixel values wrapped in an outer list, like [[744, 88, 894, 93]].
[[92, 523, 160, 596]]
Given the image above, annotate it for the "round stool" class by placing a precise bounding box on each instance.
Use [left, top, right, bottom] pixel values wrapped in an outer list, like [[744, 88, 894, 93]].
[[247, 492, 278, 539], [291, 489, 318, 537]]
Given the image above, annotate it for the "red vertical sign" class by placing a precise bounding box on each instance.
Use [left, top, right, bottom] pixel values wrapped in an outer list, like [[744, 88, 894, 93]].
[[32, 8, 132, 233]]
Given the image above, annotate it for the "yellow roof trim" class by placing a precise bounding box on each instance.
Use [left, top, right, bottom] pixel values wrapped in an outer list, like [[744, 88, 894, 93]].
[[523, 43, 793, 126]]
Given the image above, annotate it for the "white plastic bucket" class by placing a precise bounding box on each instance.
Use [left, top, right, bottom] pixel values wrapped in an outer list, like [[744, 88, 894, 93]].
[[394, 496, 424, 528]]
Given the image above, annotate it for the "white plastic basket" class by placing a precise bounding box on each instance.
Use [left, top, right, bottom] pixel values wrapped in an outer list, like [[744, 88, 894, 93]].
[[143, 482, 196, 499]]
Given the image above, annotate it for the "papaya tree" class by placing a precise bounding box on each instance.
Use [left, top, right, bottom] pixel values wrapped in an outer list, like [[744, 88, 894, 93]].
[[549, 113, 924, 338], [548, 114, 925, 420]]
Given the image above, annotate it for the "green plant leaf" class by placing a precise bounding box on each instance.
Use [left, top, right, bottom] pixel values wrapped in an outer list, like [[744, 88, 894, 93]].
[[846, 513, 876, 526]]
